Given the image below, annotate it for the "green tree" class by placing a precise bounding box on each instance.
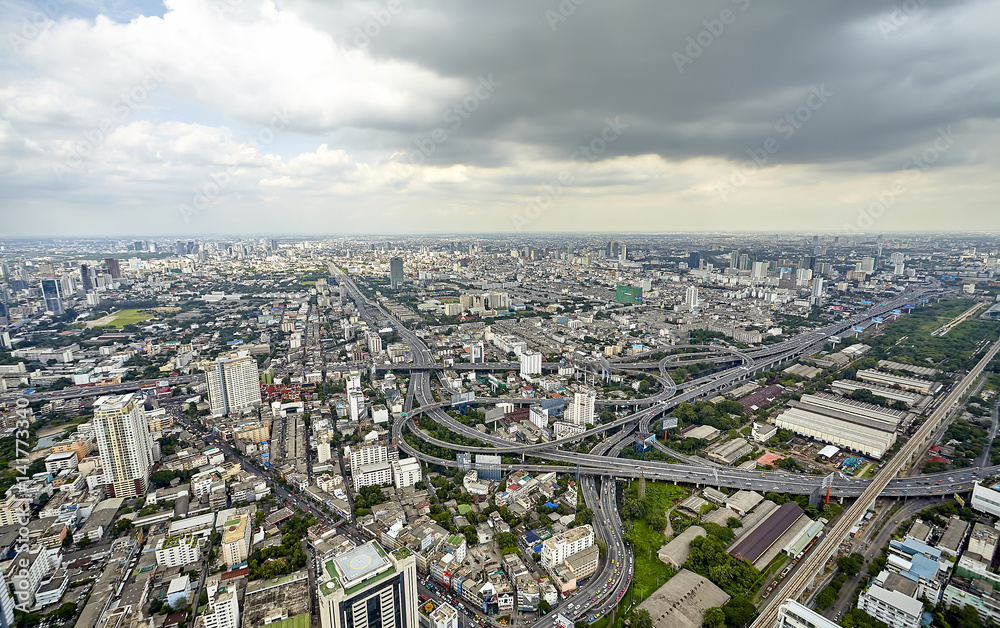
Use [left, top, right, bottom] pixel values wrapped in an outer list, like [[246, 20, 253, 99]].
[[631, 609, 653, 628], [703, 607, 726, 628]]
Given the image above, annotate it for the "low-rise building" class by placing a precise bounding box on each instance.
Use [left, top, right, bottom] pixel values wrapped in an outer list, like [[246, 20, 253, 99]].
[[858, 571, 924, 628], [155, 534, 202, 568]]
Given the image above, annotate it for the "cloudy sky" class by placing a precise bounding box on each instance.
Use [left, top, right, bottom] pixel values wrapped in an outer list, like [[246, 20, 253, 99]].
[[1, 0, 998, 236]]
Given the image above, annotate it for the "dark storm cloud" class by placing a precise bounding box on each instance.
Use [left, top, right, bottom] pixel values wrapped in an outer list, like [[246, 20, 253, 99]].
[[299, 0, 999, 171]]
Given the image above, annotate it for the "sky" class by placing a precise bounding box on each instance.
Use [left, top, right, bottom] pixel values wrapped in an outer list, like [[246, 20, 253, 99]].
[[1, 0, 998, 237]]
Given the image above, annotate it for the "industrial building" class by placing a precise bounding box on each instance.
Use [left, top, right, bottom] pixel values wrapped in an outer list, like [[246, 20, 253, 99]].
[[728, 502, 807, 567], [856, 369, 942, 394], [773, 393, 904, 459], [705, 438, 753, 466], [636, 569, 729, 628], [830, 380, 917, 406], [657, 526, 705, 569]]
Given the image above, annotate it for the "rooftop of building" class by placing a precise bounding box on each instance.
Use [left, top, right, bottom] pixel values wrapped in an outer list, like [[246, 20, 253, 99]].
[[320, 540, 395, 596], [221, 514, 249, 544]]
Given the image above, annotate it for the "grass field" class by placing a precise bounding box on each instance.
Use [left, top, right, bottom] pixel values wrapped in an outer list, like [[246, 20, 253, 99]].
[[100, 309, 154, 328]]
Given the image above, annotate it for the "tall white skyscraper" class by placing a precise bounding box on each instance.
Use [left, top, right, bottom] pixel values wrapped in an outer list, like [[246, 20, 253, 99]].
[[93, 393, 154, 498], [347, 371, 367, 422], [685, 285, 699, 310], [811, 277, 824, 306], [366, 331, 383, 354], [520, 350, 542, 377], [205, 350, 262, 417], [567, 390, 596, 426], [751, 261, 769, 280]]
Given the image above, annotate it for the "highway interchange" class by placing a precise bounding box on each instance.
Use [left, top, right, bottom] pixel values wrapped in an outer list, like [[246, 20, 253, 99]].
[[12, 271, 995, 627], [325, 272, 1000, 625]]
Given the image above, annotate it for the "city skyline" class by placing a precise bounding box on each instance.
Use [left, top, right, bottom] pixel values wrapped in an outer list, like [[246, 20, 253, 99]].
[[2, 0, 998, 236]]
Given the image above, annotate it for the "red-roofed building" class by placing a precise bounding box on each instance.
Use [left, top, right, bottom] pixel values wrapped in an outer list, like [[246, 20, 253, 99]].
[[221, 567, 249, 581]]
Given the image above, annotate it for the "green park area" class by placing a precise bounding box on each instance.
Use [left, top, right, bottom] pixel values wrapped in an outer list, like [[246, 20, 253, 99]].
[[90, 308, 155, 328], [865, 299, 999, 371]]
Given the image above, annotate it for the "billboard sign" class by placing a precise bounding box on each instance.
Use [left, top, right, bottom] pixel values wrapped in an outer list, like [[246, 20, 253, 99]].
[[661, 417, 679, 431], [904, 304, 915, 309], [451, 392, 476, 406], [919, 298, 930, 303], [892, 309, 901, 315], [853, 326, 864, 332], [874, 317, 883, 323]]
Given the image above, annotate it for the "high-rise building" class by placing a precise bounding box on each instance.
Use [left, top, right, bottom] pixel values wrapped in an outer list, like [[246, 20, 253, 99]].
[[93, 393, 154, 498], [860, 257, 876, 273], [688, 252, 701, 269], [475, 454, 502, 481], [204, 350, 262, 417], [366, 332, 383, 354], [729, 249, 740, 269], [520, 350, 542, 378], [104, 258, 122, 279], [811, 277, 824, 306], [220, 513, 252, 568], [618, 243, 628, 263], [540, 525, 594, 569], [469, 341, 485, 364], [79, 264, 93, 291], [566, 390, 595, 426], [347, 443, 388, 474], [389, 257, 404, 289], [685, 285, 699, 309], [318, 541, 419, 628], [40, 279, 64, 315], [751, 261, 769, 281], [738, 253, 750, 271]]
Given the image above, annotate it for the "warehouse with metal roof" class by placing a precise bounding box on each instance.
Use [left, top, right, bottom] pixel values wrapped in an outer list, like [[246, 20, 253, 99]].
[[773, 393, 904, 459], [728, 502, 805, 566]]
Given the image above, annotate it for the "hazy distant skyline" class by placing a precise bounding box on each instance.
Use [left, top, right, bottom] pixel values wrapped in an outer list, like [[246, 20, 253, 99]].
[[1, 0, 998, 236]]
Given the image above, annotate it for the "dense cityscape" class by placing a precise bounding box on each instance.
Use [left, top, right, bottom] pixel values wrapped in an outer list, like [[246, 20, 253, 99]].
[[3, 1, 999, 627], [0, 234, 998, 628]]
